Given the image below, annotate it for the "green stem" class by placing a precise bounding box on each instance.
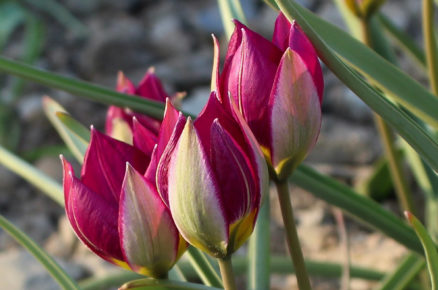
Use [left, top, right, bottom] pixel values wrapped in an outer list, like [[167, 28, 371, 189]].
[[248, 197, 270, 289], [275, 180, 312, 290], [186, 247, 223, 288], [218, 257, 237, 290], [423, 0, 438, 95], [361, 19, 416, 214]]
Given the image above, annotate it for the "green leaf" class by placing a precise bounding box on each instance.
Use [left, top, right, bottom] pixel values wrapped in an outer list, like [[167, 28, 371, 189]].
[[120, 278, 221, 290], [186, 247, 223, 288], [0, 145, 64, 206], [263, 0, 279, 10], [292, 165, 423, 254], [406, 212, 438, 289], [0, 56, 166, 119], [217, 0, 247, 38], [80, 256, 386, 290], [0, 215, 80, 290], [378, 253, 425, 290], [274, 0, 438, 173], [42, 96, 89, 163], [248, 197, 270, 289]]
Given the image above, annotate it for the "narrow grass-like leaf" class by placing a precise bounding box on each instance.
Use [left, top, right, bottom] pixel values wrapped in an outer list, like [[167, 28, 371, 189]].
[[0, 215, 80, 290], [378, 14, 426, 67], [186, 247, 223, 288], [248, 198, 270, 289], [120, 278, 221, 290], [333, 0, 362, 39], [405, 212, 438, 289], [217, 0, 247, 38], [292, 165, 423, 254], [80, 256, 385, 290], [42, 96, 89, 163], [0, 145, 63, 206], [274, 0, 438, 173], [263, 0, 279, 10], [378, 253, 425, 290], [274, 0, 438, 130], [0, 56, 166, 119]]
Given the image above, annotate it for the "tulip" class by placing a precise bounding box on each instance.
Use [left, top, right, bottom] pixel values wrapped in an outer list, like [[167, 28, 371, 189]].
[[105, 68, 171, 144], [61, 120, 187, 278], [157, 92, 269, 258], [218, 13, 323, 181]]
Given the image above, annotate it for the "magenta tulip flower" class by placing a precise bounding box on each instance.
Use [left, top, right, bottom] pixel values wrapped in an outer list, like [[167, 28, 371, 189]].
[[105, 68, 171, 144], [61, 120, 187, 278], [156, 92, 269, 258], [218, 13, 323, 181]]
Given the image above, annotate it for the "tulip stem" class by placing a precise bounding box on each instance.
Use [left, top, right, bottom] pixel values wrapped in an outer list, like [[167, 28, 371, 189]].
[[218, 257, 237, 290], [275, 180, 312, 290], [423, 0, 438, 96]]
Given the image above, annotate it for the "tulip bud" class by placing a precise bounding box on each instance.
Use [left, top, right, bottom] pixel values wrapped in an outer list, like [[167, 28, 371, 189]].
[[105, 68, 170, 144], [61, 126, 186, 277], [157, 92, 269, 258], [219, 14, 323, 181]]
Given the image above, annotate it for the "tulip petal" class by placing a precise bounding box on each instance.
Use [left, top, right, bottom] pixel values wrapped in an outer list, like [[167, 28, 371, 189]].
[[154, 102, 186, 204], [116, 71, 136, 94], [136, 67, 169, 102], [194, 92, 244, 152], [132, 117, 157, 157], [289, 21, 324, 102], [269, 49, 321, 180], [105, 106, 132, 140], [81, 128, 148, 203], [119, 164, 182, 277], [168, 119, 228, 258], [273, 12, 291, 52], [210, 119, 255, 223], [61, 157, 125, 262], [222, 26, 282, 149], [228, 96, 268, 211]]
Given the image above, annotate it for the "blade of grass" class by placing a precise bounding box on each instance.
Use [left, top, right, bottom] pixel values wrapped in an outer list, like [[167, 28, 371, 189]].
[[378, 253, 425, 290], [248, 197, 270, 289], [0, 56, 167, 119], [406, 212, 438, 289], [42, 96, 89, 163], [120, 278, 221, 290], [0, 215, 80, 289], [292, 165, 423, 254], [80, 256, 386, 290]]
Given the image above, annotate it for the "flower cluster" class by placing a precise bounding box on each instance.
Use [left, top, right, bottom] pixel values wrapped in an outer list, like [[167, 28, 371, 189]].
[[62, 12, 322, 277]]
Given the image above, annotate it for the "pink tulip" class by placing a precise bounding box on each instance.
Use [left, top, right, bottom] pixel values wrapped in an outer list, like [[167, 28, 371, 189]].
[[156, 92, 269, 258], [105, 68, 171, 144], [61, 103, 187, 277], [217, 13, 323, 180]]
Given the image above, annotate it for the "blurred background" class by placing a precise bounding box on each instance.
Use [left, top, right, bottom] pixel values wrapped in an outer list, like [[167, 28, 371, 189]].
[[0, 0, 425, 289]]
